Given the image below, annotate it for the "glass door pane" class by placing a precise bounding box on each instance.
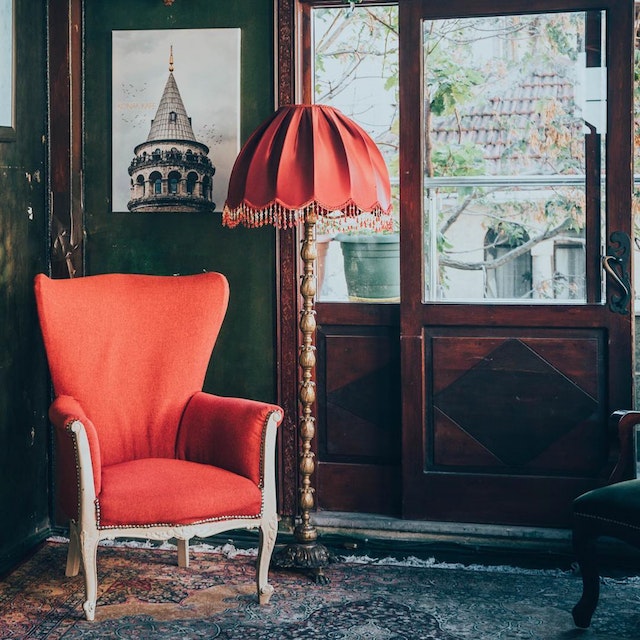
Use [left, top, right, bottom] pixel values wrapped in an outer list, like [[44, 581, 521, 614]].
[[422, 12, 605, 303], [311, 5, 399, 302]]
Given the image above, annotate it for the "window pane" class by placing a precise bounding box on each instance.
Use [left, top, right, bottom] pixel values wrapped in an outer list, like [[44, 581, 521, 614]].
[[422, 12, 605, 303], [555, 237, 586, 300], [312, 5, 399, 302], [425, 183, 586, 301], [0, 0, 13, 128]]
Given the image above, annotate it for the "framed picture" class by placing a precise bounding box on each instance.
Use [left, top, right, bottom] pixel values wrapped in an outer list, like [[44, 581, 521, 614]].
[[111, 28, 240, 213], [0, 0, 15, 140]]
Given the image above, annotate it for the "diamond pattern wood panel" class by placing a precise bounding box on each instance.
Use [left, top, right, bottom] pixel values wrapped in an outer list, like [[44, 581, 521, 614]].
[[429, 334, 604, 473]]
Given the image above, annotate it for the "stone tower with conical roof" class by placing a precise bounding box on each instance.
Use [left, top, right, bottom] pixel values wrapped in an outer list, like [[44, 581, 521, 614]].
[[127, 48, 216, 213]]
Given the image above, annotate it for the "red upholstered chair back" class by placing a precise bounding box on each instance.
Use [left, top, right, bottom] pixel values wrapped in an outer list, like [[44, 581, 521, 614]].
[[35, 273, 230, 466]]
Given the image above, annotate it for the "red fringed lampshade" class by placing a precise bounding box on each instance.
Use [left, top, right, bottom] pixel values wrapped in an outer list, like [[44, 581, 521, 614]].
[[222, 104, 393, 231]]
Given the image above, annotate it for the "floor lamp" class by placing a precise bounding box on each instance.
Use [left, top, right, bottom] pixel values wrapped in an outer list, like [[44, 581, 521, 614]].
[[222, 104, 393, 581]]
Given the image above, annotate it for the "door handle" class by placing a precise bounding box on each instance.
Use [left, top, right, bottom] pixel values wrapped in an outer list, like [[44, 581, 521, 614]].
[[602, 231, 631, 315]]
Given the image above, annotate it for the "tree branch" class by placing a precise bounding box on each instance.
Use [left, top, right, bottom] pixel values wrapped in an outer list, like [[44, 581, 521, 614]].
[[440, 217, 572, 270]]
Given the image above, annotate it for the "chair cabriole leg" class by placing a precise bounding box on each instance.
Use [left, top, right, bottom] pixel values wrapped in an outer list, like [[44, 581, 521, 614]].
[[80, 530, 100, 621], [177, 538, 190, 568], [256, 513, 278, 604], [572, 525, 600, 629]]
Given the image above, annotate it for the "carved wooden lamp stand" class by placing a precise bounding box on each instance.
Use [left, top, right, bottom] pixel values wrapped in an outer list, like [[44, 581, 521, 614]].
[[223, 104, 392, 581]]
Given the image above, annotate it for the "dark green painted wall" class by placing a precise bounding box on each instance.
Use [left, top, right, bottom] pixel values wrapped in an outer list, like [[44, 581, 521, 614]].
[[0, 0, 51, 573], [83, 0, 277, 401], [1, 0, 278, 573]]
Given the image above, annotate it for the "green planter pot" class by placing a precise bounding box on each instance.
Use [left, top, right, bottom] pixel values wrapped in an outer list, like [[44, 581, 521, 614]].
[[336, 233, 400, 302]]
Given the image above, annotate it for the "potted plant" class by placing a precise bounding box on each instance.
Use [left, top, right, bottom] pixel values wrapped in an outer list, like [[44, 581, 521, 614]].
[[335, 230, 400, 302]]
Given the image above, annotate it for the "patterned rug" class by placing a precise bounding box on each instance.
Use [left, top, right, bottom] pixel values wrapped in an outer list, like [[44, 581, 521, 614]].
[[1, 539, 639, 639]]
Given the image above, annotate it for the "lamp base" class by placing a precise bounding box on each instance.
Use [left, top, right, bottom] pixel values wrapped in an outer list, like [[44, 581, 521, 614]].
[[272, 541, 335, 584]]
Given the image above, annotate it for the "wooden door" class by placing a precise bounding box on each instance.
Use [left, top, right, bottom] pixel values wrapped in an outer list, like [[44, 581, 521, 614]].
[[0, 0, 51, 568], [315, 304, 402, 516], [399, 0, 634, 526]]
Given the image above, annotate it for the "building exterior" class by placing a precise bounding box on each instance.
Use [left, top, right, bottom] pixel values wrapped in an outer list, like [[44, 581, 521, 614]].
[[127, 50, 215, 213]]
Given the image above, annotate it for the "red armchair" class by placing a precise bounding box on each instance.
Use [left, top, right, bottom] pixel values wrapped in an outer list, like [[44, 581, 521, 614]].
[[34, 272, 283, 621]]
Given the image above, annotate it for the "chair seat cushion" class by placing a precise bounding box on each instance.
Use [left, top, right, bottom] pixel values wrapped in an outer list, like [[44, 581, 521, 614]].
[[573, 479, 640, 528], [98, 458, 263, 528]]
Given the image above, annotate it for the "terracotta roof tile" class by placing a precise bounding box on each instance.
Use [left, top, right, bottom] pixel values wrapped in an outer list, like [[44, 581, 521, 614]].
[[430, 70, 581, 173]]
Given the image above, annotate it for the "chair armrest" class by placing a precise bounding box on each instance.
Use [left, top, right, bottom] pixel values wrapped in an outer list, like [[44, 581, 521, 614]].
[[49, 396, 102, 502], [608, 409, 640, 484], [177, 391, 283, 486]]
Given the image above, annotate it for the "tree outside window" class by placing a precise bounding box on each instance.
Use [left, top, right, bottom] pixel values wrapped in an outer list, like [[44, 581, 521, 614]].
[[312, 5, 602, 303]]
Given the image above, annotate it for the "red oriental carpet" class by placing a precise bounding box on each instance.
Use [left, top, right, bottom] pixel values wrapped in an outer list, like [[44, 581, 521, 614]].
[[1, 539, 639, 639]]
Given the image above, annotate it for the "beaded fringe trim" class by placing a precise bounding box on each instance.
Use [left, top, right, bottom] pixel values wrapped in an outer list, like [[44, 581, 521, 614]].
[[222, 201, 394, 233]]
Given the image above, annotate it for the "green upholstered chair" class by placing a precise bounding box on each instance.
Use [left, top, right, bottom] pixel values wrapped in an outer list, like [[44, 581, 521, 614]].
[[34, 273, 284, 621], [572, 410, 640, 628]]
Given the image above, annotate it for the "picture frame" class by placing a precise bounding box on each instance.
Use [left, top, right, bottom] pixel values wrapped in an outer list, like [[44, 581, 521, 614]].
[[111, 28, 240, 213]]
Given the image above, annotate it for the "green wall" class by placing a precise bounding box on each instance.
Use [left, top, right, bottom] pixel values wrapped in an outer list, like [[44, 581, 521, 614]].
[[83, 0, 277, 401], [0, 0, 50, 572]]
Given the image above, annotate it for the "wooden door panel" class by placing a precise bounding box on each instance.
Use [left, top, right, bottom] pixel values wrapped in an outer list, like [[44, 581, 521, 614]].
[[316, 323, 401, 515], [404, 329, 609, 525], [425, 329, 607, 476]]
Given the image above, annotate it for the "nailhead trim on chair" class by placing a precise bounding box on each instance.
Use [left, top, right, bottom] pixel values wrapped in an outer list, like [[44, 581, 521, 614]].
[[65, 420, 84, 525], [257, 410, 273, 491], [574, 511, 640, 533], [95, 510, 263, 530]]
